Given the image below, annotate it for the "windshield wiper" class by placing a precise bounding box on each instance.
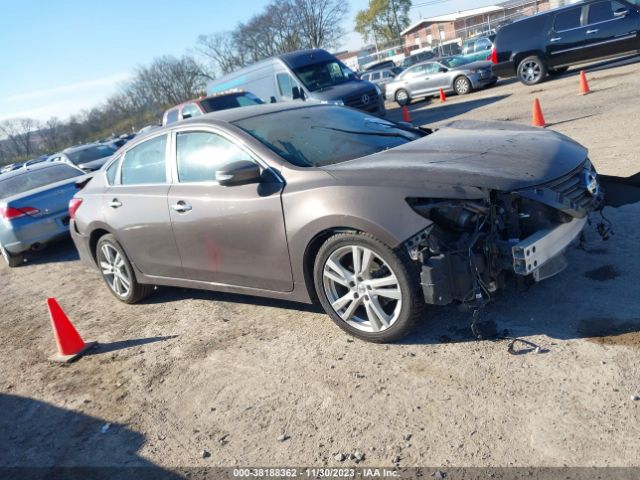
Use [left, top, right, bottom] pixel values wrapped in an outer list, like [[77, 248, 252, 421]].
[[313, 126, 416, 141]]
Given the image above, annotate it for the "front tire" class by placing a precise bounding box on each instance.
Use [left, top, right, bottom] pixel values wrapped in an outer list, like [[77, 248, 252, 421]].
[[517, 55, 547, 85], [453, 76, 473, 95], [395, 89, 411, 106], [313, 232, 424, 343], [0, 244, 23, 268], [96, 234, 154, 304]]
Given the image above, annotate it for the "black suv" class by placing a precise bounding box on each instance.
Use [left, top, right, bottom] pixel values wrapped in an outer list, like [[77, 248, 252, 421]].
[[492, 0, 640, 85]]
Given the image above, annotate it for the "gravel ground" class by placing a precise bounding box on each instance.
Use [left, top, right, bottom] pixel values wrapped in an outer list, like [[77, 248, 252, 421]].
[[1, 56, 640, 473]]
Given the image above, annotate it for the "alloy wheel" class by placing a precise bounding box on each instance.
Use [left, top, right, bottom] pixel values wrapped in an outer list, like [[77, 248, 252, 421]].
[[322, 245, 403, 333], [455, 77, 470, 94], [99, 244, 131, 298], [520, 60, 542, 84]]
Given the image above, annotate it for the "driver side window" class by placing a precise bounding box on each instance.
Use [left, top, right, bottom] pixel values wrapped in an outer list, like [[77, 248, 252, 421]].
[[176, 131, 255, 183]]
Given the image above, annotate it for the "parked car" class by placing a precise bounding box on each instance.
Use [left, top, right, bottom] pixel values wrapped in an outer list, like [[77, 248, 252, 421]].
[[492, 0, 640, 85], [70, 103, 604, 343], [362, 60, 397, 72], [207, 49, 386, 116], [0, 162, 25, 174], [162, 91, 265, 126], [361, 67, 403, 95], [0, 162, 87, 267], [49, 143, 117, 172], [401, 49, 436, 69], [460, 35, 496, 62], [386, 56, 497, 105]]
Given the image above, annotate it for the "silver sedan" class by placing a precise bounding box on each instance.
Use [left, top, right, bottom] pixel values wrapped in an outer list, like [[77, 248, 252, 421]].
[[385, 56, 497, 105]]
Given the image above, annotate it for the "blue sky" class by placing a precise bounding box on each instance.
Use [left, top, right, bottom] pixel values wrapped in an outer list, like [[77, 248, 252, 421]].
[[0, 0, 493, 122]]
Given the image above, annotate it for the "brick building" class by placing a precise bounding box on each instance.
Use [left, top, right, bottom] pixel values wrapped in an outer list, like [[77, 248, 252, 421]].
[[401, 0, 553, 53]]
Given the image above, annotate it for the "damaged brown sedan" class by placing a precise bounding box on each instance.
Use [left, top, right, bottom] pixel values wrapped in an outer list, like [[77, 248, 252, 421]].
[[70, 104, 608, 343]]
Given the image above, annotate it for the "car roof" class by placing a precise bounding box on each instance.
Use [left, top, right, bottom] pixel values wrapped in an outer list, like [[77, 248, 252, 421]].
[[0, 160, 82, 180], [279, 49, 333, 69]]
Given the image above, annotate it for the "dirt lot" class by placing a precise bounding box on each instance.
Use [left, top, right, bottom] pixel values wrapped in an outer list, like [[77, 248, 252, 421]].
[[2, 57, 640, 473]]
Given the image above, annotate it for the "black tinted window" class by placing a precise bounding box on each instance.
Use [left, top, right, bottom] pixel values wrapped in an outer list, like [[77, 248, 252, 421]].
[[66, 145, 116, 165], [554, 7, 583, 30], [234, 106, 423, 168], [0, 165, 80, 199], [588, 1, 620, 23], [120, 135, 167, 185], [176, 131, 254, 183]]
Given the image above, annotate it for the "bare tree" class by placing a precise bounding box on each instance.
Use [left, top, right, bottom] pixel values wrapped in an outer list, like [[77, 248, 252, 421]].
[[293, 0, 349, 49], [0, 118, 37, 158]]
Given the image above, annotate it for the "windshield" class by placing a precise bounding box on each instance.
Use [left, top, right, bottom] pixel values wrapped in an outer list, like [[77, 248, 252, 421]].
[[200, 92, 264, 112], [0, 164, 81, 199], [66, 145, 116, 165], [440, 56, 473, 68], [292, 60, 352, 92], [234, 106, 423, 168]]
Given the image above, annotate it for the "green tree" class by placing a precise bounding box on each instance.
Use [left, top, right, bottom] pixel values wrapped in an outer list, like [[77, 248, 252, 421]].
[[355, 0, 412, 44]]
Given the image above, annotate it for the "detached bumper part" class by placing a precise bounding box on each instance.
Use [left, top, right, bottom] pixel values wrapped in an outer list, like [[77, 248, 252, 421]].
[[512, 216, 587, 281]]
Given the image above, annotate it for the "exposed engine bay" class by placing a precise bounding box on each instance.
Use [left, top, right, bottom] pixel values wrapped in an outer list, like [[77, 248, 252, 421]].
[[404, 160, 607, 309]]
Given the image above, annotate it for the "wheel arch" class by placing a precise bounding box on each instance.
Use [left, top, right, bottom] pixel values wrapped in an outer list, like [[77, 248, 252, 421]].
[[513, 50, 548, 72]]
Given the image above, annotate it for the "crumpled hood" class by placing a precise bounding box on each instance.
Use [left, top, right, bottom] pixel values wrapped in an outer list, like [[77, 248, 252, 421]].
[[323, 120, 588, 192]]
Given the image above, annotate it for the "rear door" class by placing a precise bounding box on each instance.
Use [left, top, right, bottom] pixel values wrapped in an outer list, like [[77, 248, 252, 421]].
[[166, 127, 293, 292], [103, 133, 184, 278], [547, 6, 588, 67], [581, 1, 640, 59]]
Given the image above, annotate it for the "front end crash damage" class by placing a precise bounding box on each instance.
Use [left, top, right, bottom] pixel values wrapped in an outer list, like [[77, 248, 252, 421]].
[[404, 160, 605, 308]]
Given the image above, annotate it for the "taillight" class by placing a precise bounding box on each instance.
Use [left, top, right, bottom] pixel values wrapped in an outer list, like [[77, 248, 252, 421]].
[[0, 206, 40, 220], [490, 46, 498, 64], [69, 198, 83, 220]]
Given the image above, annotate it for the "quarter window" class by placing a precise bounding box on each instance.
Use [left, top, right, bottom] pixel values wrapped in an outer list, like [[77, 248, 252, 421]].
[[120, 135, 167, 185], [474, 38, 492, 52], [105, 156, 121, 185], [181, 103, 201, 120], [276, 73, 294, 98], [554, 7, 583, 31], [176, 131, 255, 183]]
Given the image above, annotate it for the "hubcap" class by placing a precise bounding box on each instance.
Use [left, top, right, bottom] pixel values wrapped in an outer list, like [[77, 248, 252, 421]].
[[520, 61, 541, 83], [397, 90, 408, 101], [456, 78, 469, 93], [322, 246, 402, 333], [99, 244, 131, 298]]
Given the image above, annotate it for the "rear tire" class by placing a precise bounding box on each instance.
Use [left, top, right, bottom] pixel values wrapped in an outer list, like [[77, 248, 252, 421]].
[[517, 55, 547, 85], [453, 76, 473, 95], [313, 232, 424, 343], [0, 244, 23, 268], [96, 234, 154, 304]]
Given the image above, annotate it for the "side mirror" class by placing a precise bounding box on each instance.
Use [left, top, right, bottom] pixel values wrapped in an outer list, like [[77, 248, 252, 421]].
[[182, 113, 192, 120], [216, 160, 261, 187], [439, 67, 448, 73], [292, 86, 306, 101], [270, 96, 277, 103]]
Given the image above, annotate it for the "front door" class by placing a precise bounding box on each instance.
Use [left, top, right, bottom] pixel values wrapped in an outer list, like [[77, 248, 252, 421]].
[[103, 133, 184, 278], [167, 129, 293, 292], [581, 1, 640, 59], [547, 6, 588, 67]]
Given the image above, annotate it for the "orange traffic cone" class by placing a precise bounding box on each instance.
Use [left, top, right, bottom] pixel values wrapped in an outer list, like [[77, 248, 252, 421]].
[[579, 70, 591, 95], [402, 105, 411, 123], [439, 88, 447, 103], [47, 298, 96, 362], [531, 98, 546, 127]]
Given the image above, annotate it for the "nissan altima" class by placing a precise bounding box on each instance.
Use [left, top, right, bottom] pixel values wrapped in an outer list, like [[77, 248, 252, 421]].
[[69, 104, 603, 343]]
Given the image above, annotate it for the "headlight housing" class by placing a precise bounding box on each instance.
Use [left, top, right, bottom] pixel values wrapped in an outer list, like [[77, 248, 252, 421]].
[[407, 198, 488, 232]]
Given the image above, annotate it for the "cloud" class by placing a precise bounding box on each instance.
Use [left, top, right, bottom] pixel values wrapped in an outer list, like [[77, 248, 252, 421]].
[[4, 73, 131, 103]]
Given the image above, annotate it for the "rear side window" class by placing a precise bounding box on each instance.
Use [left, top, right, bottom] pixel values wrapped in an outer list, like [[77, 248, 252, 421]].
[[0, 165, 81, 199], [475, 38, 492, 52], [120, 135, 167, 185], [554, 7, 583, 31], [176, 131, 254, 183], [371, 72, 381, 81]]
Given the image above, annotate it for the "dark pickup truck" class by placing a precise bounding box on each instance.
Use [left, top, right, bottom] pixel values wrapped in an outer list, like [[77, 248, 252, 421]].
[[492, 0, 640, 85]]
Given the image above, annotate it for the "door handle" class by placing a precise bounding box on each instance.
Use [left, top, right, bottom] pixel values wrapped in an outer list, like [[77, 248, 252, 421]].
[[171, 201, 192, 213], [108, 199, 122, 208], [550, 37, 562, 42], [586, 29, 599, 34]]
